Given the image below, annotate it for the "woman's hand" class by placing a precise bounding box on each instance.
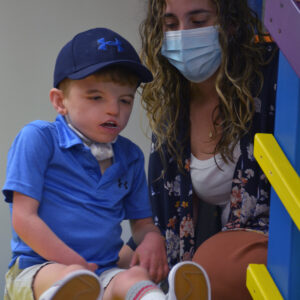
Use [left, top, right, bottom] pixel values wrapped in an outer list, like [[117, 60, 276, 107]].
[[130, 231, 169, 283], [130, 218, 169, 283]]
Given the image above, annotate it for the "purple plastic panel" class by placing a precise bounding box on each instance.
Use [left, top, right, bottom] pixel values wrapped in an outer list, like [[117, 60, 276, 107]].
[[264, 0, 300, 77]]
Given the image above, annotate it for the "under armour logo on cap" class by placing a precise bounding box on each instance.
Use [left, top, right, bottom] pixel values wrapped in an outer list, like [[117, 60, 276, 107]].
[[97, 38, 124, 52], [53, 27, 153, 88]]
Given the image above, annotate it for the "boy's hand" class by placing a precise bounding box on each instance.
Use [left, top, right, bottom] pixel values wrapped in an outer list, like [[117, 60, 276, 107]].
[[86, 262, 98, 272], [130, 231, 169, 283]]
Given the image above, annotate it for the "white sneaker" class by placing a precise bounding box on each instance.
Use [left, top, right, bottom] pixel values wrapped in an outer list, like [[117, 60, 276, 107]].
[[166, 261, 211, 300], [39, 269, 103, 300]]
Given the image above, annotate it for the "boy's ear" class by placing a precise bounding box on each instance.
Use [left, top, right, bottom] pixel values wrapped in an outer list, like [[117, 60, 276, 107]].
[[49, 88, 67, 115]]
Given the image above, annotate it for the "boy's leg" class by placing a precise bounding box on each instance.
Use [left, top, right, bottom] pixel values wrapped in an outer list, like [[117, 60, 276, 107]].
[[4, 259, 53, 300], [103, 266, 165, 300], [34, 263, 101, 300], [103, 262, 210, 300]]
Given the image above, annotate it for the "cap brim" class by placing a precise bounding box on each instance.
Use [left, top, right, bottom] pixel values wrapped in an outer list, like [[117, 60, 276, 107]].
[[68, 60, 153, 83]]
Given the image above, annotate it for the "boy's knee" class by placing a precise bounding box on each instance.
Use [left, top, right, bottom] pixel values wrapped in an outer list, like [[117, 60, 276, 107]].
[[108, 266, 151, 298], [59, 264, 87, 277], [33, 263, 89, 299], [116, 266, 149, 285], [125, 266, 149, 280]]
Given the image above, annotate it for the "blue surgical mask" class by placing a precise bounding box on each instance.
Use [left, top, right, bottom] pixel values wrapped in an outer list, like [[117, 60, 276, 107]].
[[161, 26, 221, 83]]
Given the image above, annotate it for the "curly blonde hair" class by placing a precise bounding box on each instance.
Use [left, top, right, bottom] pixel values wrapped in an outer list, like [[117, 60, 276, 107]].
[[140, 0, 273, 169]]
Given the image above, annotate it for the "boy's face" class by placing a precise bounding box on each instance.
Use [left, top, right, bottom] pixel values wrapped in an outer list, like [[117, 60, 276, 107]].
[[61, 75, 136, 143]]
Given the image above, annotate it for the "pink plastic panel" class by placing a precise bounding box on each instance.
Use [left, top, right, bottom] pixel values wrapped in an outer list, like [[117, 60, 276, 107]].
[[264, 0, 300, 77]]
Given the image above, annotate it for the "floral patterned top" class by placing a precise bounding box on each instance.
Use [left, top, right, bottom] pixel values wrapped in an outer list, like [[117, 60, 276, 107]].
[[148, 44, 279, 268]]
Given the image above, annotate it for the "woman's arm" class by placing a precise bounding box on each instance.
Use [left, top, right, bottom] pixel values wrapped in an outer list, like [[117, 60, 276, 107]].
[[130, 217, 169, 283]]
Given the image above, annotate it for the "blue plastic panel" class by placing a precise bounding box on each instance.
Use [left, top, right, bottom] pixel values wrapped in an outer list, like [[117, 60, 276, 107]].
[[267, 52, 300, 300], [248, 0, 263, 19]]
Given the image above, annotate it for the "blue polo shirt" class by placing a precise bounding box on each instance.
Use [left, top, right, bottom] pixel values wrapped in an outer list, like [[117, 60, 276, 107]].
[[3, 115, 152, 275]]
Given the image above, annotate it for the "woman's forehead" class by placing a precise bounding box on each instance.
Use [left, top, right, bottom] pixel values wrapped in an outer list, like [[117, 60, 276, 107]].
[[164, 0, 215, 13]]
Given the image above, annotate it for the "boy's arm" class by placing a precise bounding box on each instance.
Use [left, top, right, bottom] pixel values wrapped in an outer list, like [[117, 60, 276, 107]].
[[12, 191, 97, 271], [130, 217, 169, 283]]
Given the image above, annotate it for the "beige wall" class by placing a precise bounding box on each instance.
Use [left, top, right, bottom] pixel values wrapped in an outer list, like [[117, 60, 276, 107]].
[[0, 0, 151, 296]]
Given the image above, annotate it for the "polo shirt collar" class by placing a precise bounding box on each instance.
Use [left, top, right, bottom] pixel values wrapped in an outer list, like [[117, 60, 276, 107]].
[[55, 115, 84, 149]]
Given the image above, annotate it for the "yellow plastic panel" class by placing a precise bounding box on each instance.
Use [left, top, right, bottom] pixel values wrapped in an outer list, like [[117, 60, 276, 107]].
[[254, 133, 300, 230], [247, 264, 283, 299]]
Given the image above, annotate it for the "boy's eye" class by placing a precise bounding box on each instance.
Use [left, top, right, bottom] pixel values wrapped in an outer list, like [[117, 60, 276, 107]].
[[88, 96, 102, 101], [120, 98, 132, 105]]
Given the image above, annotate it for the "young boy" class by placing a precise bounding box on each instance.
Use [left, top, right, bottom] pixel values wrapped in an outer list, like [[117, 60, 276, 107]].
[[2, 27, 210, 300]]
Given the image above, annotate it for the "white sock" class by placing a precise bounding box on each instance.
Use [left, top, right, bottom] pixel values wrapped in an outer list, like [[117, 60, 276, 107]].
[[125, 280, 166, 300], [140, 289, 166, 300]]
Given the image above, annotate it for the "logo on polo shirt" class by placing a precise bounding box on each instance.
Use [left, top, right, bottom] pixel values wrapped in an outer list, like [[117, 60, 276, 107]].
[[118, 178, 128, 189]]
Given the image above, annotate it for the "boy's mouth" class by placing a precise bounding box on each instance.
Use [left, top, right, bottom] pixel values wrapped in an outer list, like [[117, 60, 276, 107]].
[[101, 121, 118, 128]]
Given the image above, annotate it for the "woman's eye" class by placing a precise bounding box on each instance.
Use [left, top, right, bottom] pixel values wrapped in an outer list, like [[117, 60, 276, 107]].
[[192, 20, 207, 27], [193, 20, 205, 24], [164, 23, 178, 30], [190, 13, 212, 27], [163, 17, 179, 31]]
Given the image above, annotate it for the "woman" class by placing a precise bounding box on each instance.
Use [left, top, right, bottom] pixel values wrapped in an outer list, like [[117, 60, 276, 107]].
[[136, 0, 279, 299]]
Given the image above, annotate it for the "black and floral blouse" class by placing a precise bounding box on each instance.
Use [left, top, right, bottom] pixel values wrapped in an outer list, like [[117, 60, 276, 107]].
[[148, 43, 279, 268]]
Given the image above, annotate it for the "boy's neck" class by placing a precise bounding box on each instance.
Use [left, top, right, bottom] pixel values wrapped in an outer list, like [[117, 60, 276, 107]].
[[65, 115, 94, 145], [64, 115, 115, 163]]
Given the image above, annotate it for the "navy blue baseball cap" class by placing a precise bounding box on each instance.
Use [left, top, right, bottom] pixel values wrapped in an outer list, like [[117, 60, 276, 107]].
[[53, 27, 153, 88]]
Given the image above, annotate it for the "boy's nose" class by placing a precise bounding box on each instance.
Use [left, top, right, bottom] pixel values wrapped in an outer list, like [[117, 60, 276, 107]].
[[106, 101, 119, 115]]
